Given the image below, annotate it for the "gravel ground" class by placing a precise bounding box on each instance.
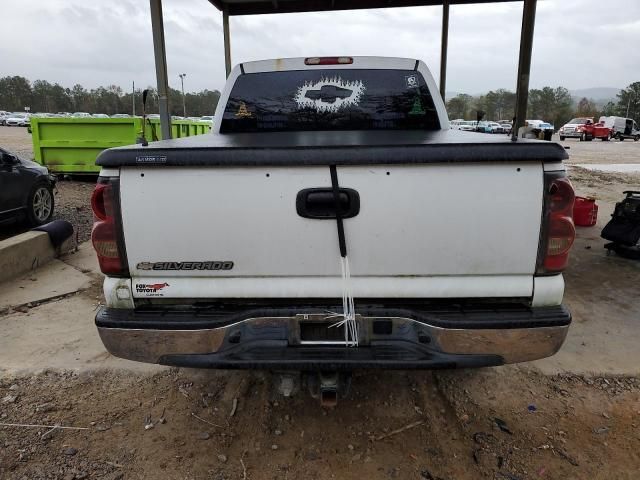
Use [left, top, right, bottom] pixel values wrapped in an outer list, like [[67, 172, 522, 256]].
[[1, 368, 639, 480], [0, 125, 33, 159], [51, 181, 95, 244], [560, 135, 640, 165]]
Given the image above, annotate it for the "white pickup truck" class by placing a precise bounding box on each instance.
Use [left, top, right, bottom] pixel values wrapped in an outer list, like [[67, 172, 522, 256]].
[[91, 57, 575, 385]]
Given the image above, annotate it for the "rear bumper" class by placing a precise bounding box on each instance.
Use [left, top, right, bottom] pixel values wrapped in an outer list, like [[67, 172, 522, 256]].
[[96, 304, 571, 370]]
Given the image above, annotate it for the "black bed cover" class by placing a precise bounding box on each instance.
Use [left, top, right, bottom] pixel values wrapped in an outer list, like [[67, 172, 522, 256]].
[[96, 129, 568, 167]]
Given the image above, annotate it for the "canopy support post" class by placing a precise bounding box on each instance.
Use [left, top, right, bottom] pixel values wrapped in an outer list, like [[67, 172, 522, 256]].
[[513, 0, 537, 140], [150, 0, 172, 140], [223, 8, 232, 77], [439, 0, 449, 101]]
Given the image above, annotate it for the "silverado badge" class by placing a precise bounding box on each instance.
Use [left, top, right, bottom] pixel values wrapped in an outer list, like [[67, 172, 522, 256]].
[[136, 261, 234, 271]]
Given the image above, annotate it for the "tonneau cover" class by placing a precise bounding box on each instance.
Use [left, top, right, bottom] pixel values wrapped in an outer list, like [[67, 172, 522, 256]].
[[96, 129, 568, 167]]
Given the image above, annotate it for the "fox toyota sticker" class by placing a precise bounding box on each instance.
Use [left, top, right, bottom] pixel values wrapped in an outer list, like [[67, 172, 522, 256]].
[[294, 77, 365, 113], [135, 282, 169, 296]]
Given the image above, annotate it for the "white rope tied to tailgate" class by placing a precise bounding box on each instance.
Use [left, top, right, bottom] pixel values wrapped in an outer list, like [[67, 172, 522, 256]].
[[329, 165, 358, 346], [327, 256, 358, 346]]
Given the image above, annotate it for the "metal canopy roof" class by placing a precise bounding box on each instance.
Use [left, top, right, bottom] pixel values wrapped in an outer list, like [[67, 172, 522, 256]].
[[149, 0, 536, 142], [208, 0, 517, 16]]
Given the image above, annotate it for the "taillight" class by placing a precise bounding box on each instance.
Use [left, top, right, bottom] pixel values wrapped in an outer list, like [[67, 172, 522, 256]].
[[537, 173, 576, 273], [91, 177, 128, 276], [305, 56, 353, 65]]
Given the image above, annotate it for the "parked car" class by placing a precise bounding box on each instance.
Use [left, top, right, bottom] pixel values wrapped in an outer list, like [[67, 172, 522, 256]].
[[92, 56, 574, 389], [0, 111, 11, 126], [111, 114, 132, 118], [499, 122, 513, 134], [458, 120, 477, 131], [476, 121, 493, 133], [200, 115, 214, 123], [93, 113, 110, 118], [72, 112, 92, 118], [558, 117, 592, 140], [0, 147, 55, 226], [487, 122, 505, 134], [5, 113, 30, 127]]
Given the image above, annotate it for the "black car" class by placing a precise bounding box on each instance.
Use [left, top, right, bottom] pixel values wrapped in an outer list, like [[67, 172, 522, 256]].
[[0, 148, 55, 226]]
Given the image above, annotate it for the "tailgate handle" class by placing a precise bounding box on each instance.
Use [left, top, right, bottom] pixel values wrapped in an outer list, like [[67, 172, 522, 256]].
[[296, 188, 360, 219]]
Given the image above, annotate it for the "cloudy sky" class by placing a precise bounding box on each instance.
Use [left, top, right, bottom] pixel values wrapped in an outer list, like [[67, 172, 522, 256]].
[[2, 0, 639, 94]]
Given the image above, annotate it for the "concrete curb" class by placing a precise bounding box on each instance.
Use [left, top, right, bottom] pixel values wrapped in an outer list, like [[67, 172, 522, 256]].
[[0, 230, 74, 284]]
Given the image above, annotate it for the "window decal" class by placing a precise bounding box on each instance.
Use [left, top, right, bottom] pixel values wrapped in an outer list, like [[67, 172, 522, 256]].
[[235, 101, 253, 118], [405, 74, 419, 89], [294, 77, 366, 113], [409, 98, 426, 115]]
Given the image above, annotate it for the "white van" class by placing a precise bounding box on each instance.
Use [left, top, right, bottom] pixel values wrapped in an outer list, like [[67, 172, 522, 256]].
[[599, 116, 640, 141]]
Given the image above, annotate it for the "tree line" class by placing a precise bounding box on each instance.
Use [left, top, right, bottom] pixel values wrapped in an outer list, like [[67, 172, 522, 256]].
[[446, 82, 640, 127], [0, 76, 220, 117], [1, 75, 639, 126]]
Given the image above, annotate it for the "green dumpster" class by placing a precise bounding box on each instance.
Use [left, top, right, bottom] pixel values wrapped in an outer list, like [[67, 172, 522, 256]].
[[30, 117, 212, 175]]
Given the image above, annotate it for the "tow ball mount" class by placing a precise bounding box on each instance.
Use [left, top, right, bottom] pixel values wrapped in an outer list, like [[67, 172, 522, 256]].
[[306, 371, 352, 407]]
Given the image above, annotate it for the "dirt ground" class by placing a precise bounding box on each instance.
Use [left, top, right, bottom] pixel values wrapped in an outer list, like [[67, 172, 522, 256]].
[[1, 126, 640, 479], [1, 367, 639, 480]]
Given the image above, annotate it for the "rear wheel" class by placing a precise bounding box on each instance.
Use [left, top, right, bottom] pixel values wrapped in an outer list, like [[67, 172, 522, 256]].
[[634, 135, 639, 142], [26, 182, 54, 226], [559, 136, 565, 141]]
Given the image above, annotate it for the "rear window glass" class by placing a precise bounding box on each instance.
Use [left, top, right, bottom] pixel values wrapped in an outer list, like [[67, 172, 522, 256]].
[[220, 69, 440, 133]]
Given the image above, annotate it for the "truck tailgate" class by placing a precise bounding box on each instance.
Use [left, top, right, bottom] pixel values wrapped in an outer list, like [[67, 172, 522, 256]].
[[120, 161, 543, 299]]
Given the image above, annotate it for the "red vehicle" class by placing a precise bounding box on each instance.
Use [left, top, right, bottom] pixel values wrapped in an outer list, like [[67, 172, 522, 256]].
[[576, 119, 612, 141]]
